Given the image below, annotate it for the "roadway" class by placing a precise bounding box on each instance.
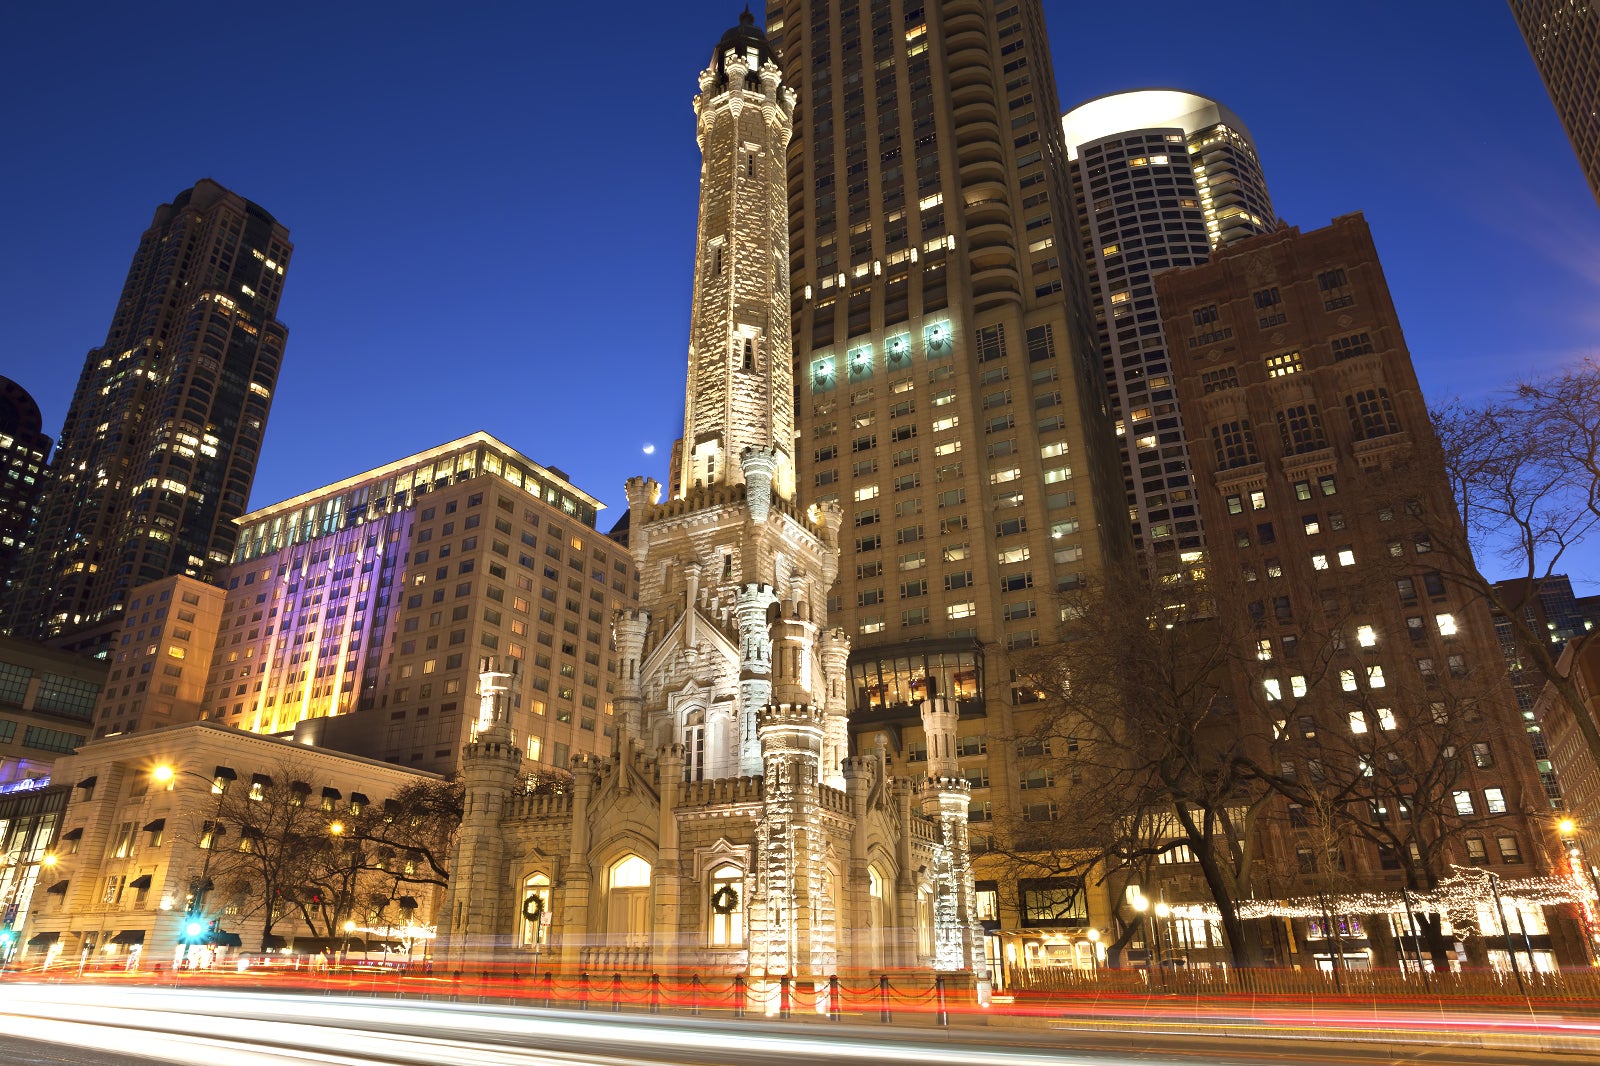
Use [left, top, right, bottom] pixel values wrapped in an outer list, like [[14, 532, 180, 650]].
[[1, 984, 1597, 1065]]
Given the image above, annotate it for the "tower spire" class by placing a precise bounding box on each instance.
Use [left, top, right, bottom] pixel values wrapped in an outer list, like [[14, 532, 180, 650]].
[[675, 11, 797, 501]]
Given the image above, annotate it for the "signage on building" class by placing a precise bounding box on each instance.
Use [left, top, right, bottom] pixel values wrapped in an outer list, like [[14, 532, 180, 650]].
[[0, 777, 50, 795]]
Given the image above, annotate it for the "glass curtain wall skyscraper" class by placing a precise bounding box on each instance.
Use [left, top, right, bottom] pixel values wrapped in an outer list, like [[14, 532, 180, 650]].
[[1062, 90, 1275, 579], [3, 180, 291, 656], [767, 0, 1129, 974]]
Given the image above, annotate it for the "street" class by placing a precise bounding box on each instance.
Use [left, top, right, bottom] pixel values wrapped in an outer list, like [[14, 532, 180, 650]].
[[1, 984, 1598, 1065]]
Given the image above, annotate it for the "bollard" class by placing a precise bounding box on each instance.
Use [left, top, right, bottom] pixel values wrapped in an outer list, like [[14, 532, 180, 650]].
[[650, 973, 661, 1014], [451, 970, 462, 1004], [612, 972, 623, 1013], [879, 974, 892, 1023], [734, 974, 746, 1019], [579, 971, 590, 1011], [935, 975, 947, 1027], [543, 970, 554, 1009], [780, 974, 792, 1020], [480, 968, 491, 1004], [690, 973, 701, 1017], [829, 975, 841, 1022]]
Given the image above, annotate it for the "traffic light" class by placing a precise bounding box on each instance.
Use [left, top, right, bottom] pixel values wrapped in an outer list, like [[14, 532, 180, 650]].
[[0, 930, 14, 950], [184, 920, 204, 942]]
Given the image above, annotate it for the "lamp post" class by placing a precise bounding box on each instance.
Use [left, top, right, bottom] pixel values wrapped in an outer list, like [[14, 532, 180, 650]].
[[1132, 895, 1161, 986], [1085, 927, 1101, 972], [342, 919, 356, 968], [153, 764, 230, 966], [1558, 818, 1600, 961]]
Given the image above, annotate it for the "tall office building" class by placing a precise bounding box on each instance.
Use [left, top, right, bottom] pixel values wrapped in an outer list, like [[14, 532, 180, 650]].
[[766, 0, 1128, 974], [1159, 214, 1576, 969], [104, 433, 635, 778], [4, 180, 291, 656], [0, 377, 52, 598], [1061, 91, 1275, 571], [1510, 0, 1600, 206]]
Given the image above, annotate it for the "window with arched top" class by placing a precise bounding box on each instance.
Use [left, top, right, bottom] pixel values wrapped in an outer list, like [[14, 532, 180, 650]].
[[708, 863, 744, 946], [607, 854, 652, 947], [521, 872, 551, 947], [867, 863, 888, 969], [683, 709, 706, 783]]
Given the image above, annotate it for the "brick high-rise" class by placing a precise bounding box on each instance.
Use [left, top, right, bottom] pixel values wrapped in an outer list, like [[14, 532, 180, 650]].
[[1510, 0, 1600, 206], [766, 0, 1129, 978], [1159, 214, 1578, 969], [3, 180, 291, 656]]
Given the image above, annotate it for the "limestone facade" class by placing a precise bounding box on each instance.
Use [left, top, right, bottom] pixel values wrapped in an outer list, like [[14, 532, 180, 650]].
[[436, 14, 986, 987]]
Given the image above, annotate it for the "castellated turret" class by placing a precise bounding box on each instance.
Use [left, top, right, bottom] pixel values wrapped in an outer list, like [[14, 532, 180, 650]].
[[677, 9, 798, 502]]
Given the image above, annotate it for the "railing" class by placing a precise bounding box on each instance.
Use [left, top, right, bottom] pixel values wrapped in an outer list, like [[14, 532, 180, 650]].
[[1007, 963, 1600, 1007]]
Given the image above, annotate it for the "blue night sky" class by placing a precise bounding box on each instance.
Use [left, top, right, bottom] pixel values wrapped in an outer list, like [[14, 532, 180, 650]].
[[2, 3, 1597, 582]]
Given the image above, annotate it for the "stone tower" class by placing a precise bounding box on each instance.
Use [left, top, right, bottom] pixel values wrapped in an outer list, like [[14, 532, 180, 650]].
[[676, 9, 797, 503], [438, 657, 523, 967]]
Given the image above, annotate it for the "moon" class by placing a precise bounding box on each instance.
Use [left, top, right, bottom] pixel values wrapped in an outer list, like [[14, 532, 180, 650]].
[[642, 443, 656, 455]]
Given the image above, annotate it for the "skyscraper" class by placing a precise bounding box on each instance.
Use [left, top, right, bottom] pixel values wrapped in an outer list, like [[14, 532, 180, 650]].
[[0, 377, 51, 599], [766, 0, 1128, 976], [1510, 0, 1600, 206], [4, 180, 291, 655], [1061, 90, 1275, 572], [1159, 214, 1575, 969]]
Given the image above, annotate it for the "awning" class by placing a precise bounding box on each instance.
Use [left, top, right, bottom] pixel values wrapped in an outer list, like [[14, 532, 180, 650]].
[[61, 827, 84, 841], [320, 787, 342, 802], [27, 931, 60, 947], [213, 765, 238, 782], [128, 874, 153, 890], [109, 929, 145, 946], [46, 879, 69, 895], [142, 818, 165, 833], [397, 895, 419, 911], [350, 792, 370, 808], [212, 930, 242, 948], [262, 934, 287, 950], [75, 776, 97, 790]]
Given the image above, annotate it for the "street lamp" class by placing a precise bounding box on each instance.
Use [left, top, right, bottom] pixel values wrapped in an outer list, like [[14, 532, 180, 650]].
[[1558, 818, 1600, 957], [1085, 927, 1101, 971], [153, 763, 232, 965]]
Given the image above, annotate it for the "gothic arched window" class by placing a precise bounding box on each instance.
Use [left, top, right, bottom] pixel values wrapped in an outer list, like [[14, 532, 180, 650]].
[[607, 854, 652, 947], [521, 872, 551, 947], [708, 862, 744, 946]]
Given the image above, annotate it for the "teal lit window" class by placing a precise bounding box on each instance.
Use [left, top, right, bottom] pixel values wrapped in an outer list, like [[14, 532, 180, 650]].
[[812, 356, 836, 392], [848, 345, 873, 382], [924, 321, 952, 358], [885, 333, 912, 369]]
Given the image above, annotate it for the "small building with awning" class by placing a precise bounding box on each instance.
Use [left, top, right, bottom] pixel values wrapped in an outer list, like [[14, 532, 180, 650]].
[[22, 719, 441, 971]]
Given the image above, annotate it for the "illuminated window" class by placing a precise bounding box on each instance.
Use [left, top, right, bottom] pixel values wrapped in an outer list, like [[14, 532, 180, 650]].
[[1265, 351, 1303, 378], [1356, 625, 1377, 647], [521, 872, 551, 947], [1348, 710, 1368, 734], [1435, 613, 1458, 636], [708, 863, 745, 946]]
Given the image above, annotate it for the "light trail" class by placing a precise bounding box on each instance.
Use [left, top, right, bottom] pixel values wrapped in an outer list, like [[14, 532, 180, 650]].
[[1, 983, 1597, 1065]]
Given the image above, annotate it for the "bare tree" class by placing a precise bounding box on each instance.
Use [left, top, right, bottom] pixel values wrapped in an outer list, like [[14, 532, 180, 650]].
[[1006, 565, 1277, 966], [1433, 358, 1600, 777]]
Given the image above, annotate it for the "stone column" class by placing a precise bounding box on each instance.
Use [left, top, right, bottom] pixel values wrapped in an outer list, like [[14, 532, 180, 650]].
[[654, 743, 684, 974], [820, 629, 851, 789], [751, 703, 825, 982], [612, 607, 650, 750], [735, 583, 776, 776], [557, 754, 599, 969], [439, 657, 523, 968]]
